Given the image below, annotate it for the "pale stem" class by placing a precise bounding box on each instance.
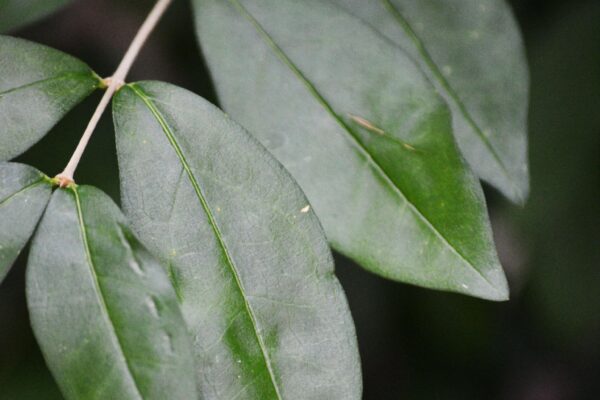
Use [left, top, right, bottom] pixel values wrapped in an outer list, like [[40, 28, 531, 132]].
[[57, 0, 173, 186]]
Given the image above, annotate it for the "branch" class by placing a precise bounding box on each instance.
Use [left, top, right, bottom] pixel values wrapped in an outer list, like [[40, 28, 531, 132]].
[[57, 0, 173, 187]]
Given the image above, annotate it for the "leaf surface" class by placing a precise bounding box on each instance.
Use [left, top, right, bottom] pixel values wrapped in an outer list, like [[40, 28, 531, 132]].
[[0, 35, 100, 161], [0, 162, 51, 283], [330, 0, 530, 203], [113, 81, 362, 399], [0, 0, 72, 32], [26, 186, 198, 400], [193, 0, 508, 299]]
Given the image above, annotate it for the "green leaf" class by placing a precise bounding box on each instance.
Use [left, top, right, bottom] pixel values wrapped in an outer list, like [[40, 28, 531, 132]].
[[0, 0, 72, 33], [0, 35, 100, 161], [113, 81, 362, 399], [330, 0, 530, 203], [26, 186, 198, 400], [0, 162, 51, 283], [192, 0, 508, 300]]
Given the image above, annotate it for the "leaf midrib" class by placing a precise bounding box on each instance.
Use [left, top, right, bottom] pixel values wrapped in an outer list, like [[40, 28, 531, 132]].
[[128, 83, 283, 400], [0, 70, 98, 96], [225, 0, 498, 291], [379, 0, 518, 196], [0, 176, 45, 206], [72, 188, 144, 400]]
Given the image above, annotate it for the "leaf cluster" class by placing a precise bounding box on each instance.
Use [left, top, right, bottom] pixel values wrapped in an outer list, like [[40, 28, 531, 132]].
[[0, 0, 529, 398]]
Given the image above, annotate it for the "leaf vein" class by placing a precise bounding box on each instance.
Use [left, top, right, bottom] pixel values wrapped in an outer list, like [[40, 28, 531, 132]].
[[0, 177, 45, 206], [379, 0, 516, 192], [0, 71, 98, 96], [71, 188, 145, 400], [128, 83, 284, 400], [227, 0, 498, 290]]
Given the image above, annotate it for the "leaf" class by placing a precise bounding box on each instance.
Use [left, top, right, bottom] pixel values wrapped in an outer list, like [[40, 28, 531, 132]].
[[0, 35, 100, 161], [329, 0, 530, 203], [26, 185, 198, 400], [0, 0, 72, 33], [192, 0, 508, 300], [0, 162, 51, 283], [113, 81, 362, 399]]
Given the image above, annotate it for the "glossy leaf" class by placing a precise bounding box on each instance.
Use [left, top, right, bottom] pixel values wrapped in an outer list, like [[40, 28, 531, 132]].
[[0, 0, 72, 33], [113, 81, 362, 399], [193, 0, 508, 300], [330, 0, 530, 203], [0, 35, 100, 161], [0, 162, 51, 283], [26, 186, 198, 400]]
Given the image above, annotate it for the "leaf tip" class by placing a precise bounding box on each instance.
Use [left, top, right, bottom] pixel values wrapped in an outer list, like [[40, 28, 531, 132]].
[[475, 273, 510, 302]]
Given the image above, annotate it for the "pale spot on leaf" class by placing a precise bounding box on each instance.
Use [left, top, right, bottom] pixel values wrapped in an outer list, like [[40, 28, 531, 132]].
[[348, 113, 385, 135]]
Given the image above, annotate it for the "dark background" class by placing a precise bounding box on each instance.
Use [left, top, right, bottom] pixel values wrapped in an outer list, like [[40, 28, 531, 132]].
[[1, 0, 599, 398]]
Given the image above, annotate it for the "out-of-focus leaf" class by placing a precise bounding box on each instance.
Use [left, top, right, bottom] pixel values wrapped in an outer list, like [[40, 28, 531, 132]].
[[0, 162, 51, 283], [26, 186, 198, 400], [113, 81, 362, 399], [0, 0, 72, 33], [193, 0, 508, 300], [330, 0, 529, 203], [0, 35, 100, 161]]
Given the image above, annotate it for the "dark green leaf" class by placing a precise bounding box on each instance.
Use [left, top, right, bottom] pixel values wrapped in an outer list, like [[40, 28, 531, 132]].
[[193, 0, 508, 300], [0, 0, 72, 33], [0, 35, 100, 161], [113, 81, 362, 399], [330, 0, 530, 203], [26, 186, 198, 400], [0, 162, 51, 283]]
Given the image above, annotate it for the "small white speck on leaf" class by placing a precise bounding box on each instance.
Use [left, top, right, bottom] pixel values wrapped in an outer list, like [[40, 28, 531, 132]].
[[146, 297, 159, 318], [129, 259, 143, 275], [300, 205, 311, 213]]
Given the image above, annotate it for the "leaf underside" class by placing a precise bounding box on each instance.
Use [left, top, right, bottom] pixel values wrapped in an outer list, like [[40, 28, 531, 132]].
[[331, 0, 530, 203], [193, 0, 508, 300], [0, 0, 73, 33], [0, 35, 100, 161], [113, 81, 362, 399], [0, 162, 51, 283], [27, 186, 198, 400]]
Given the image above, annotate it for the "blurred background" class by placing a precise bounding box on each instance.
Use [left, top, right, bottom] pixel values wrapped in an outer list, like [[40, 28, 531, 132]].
[[1, 0, 598, 398]]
